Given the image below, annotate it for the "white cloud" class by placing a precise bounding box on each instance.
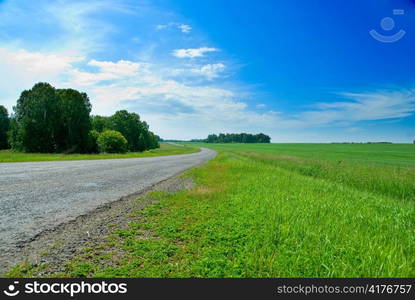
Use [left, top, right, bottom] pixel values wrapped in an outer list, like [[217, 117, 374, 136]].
[[88, 60, 143, 76], [155, 24, 168, 30], [155, 23, 192, 33], [256, 103, 266, 108], [172, 47, 219, 58], [179, 24, 192, 33], [190, 63, 225, 80], [0, 48, 83, 107], [0, 48, 81, 76]]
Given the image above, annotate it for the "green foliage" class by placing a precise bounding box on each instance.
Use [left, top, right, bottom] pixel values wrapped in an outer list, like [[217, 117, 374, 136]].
[[11, 82, 61, 152], [9, 83, 92, 153], [111, 111, 159, 152], [91, 111, 159, 152], [86, 130, 100, 153], [7, 118, 22, 150], [97, 130, 128, 153], [56, 89, 92, 153], [91, 115, 111, 133], [8, 82, 160, 154], [0, 105, 10, 149], [206, 133, 271, 143], [110, 110, 142, 151]]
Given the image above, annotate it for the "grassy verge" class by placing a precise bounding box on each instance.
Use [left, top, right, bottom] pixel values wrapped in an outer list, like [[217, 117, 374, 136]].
[[8, 145, 415, 277], [0, 143, 199, 163]]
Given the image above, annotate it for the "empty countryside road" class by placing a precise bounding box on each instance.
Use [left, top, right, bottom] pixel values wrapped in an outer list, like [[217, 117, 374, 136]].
[[0, 148, 216, 256]]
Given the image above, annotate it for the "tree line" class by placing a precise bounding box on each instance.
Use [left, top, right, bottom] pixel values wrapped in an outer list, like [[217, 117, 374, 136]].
[[0, 82, 159, 153], [206, 133, 271, 143]]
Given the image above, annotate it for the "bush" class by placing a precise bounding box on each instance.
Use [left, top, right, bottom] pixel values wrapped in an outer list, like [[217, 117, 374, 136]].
[[97, 130, 128, 153]]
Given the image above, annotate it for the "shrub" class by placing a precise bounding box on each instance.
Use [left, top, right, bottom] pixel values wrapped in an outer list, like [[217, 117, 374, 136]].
[[97, 130, 128, 153]]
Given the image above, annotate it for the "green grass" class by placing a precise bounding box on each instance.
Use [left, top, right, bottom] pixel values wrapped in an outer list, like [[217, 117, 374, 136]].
[[7, 143, 415, 277], [0, 142, 199, 163], [192, 143, 415, 167]]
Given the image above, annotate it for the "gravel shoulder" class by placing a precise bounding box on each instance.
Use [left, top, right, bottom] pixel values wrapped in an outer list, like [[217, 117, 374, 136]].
[[1, 175, 196, 275]]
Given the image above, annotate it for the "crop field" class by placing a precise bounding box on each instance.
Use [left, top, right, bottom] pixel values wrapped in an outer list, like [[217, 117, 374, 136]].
[[7, 143, 415, 277], [0, 142, 198, 163]]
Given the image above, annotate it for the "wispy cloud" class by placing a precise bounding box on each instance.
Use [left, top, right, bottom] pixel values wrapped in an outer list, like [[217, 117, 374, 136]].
[[189, 63, 226, 80], [155, 22, 192, 33], [299, 90, 415, 126], [172, 47, 219, 58], [178, 24, 192, 33]]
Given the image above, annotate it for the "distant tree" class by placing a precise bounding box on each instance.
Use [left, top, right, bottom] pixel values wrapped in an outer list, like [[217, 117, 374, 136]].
[[256, 133, 271, 143], [97, 130, 128, 153], [0, 105, 10, 149], [207, 134, 218, 143], [11, 83, 61, 152], [56, 89, 92, 153], [91, 115, 112, 133], [205, 132, 271, 143]]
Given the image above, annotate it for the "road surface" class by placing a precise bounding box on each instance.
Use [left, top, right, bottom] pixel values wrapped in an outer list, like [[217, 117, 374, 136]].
[[0, 148, 216, 256]]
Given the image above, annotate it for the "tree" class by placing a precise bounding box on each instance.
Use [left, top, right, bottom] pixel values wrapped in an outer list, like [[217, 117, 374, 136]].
[[56, 89, 92, 153], [97, 130, 128, 153], [86, 130, 100, 153], [8, 82, 160, 153], [91, 115, 112, 133], [0, 105, 10, 149], [207, 134, 218, 143], [110, 110, 142, 152], [12, 83, 61, 152], [110, 111, 159, 152]]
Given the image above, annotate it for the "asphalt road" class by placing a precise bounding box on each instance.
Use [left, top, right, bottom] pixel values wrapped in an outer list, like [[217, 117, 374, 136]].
[[0, 148, 216, 256]]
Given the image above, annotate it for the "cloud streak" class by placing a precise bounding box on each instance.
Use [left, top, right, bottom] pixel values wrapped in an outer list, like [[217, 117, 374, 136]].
[[172, 47, 219, 58], [155, 22, 192, 33], [300, 90, 415, 126]]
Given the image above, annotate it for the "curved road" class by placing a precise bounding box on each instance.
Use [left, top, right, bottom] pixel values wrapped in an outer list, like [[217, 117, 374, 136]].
[[0, 148, 216, 255]]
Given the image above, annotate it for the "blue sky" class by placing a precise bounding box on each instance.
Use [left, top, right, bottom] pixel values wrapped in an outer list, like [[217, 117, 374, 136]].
[[0, 0, 414, 142]]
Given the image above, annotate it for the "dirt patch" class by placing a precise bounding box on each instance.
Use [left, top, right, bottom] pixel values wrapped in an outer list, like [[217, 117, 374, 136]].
[[1, 176, 195, 276]]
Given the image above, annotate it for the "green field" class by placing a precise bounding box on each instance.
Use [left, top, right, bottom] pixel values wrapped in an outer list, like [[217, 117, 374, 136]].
[[195, 143, 415, 166], [7, 143, 415, 277], [0, 142, 198, 163]]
